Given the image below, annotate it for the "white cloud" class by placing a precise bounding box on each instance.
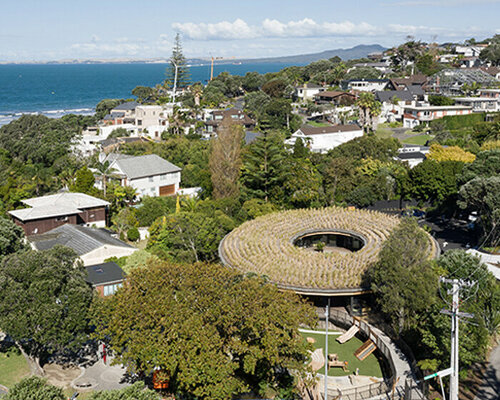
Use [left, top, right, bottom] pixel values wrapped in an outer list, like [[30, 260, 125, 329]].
[[172, 18, 452, 40], [172, 19, 255, 40]]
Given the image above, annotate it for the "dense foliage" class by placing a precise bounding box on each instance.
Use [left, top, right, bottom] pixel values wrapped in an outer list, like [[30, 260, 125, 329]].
[[92, 261, 316, 399], [4, 376, 65, 400]]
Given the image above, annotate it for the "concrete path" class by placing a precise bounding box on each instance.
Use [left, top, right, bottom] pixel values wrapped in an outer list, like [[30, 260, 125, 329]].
[[72, 359, 130, 392], [473, 344, 500, 400]]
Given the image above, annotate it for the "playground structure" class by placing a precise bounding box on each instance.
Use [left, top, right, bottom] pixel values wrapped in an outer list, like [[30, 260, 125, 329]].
[[354, 339, 377, 361], [337, 324, 359, 344], [328, 353, 349, 372]]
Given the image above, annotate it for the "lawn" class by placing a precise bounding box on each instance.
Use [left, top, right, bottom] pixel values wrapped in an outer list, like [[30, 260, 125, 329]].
[[300, 331, 382, 378], [308, 121, 331, 127], [0, 345, 30, 388], [374, 128, 393, 139], [402, 134, 434, 145]]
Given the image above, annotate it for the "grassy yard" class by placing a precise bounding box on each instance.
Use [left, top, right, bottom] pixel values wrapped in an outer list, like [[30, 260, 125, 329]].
[[374, 128, 393, 139], [0, 345, 30, 388], [301, 331, 382, 378], [402, 134, 434, 145], [308, 121, 331, 127]]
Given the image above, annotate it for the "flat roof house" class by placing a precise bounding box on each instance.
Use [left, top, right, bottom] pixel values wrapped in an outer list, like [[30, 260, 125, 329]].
[[105, 154, 182, 198], [403, 104, 473, 129], [9, 192, 109, 235], [285, 124, 363, 154], [29, 224, 137, 266], [294, 83, 325, 101]]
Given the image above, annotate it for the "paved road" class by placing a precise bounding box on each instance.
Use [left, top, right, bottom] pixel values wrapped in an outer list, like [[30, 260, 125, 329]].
[[474, 344, 500, 400]]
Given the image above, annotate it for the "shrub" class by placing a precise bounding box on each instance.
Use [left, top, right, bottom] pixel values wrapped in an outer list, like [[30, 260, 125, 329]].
[[127, 227, 140, 242]]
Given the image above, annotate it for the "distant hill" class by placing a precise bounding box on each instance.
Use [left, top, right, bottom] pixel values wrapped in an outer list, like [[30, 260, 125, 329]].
[[190, 44, 387, 66]]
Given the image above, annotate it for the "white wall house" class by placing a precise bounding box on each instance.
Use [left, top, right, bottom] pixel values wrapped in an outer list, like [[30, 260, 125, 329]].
[[403, 105, 473, 129], [294, 84, 325, 101], [453, 97, 500, 112], [344, 79, 388, 92], [285, 124, 363, 154], [105, 154, 181, 198]]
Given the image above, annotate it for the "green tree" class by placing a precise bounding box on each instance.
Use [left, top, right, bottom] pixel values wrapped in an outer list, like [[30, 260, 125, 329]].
[[165, 33, 190, 89], [92, 261, 316, 400], [147, 211, 234, 263], [479, 34, 500, 66], [261, 79, 287, 98], [428, 95, 455, 106], [108, 127, 130, 139], [416, 52, 442, 76], [356, 92, 381, 133], [344, 67, 380, 81], [131, 86, 157, 103], [71, 165, 96, 194], [135, 196, 176, 227], [458, 176, 500, 247], [244, 91, 271, 118], [368, 218, 438, 335], [127, 227, 140, 242], [0, 217, 27, 261], [88, 382, 157, 400], [94, 160, 118, 197], [4, 376, 65, 400], [95, 99, 126, 120], [242, 71, 265, 92], [0, 246, 94, 374], [282, 158, 323, 208], [240, 131, 287, 202]]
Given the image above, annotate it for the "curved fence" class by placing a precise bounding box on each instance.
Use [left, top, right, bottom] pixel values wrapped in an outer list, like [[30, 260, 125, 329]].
[[317, 309, 426, 400]]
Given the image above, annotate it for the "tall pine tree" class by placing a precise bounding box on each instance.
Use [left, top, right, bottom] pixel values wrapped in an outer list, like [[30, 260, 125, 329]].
[[165, 33, 191, 89]]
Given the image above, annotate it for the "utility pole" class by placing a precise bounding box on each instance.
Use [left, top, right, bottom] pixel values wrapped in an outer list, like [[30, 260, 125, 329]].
[[324, 298, 330, 400], [171, 61, 179, 105], [439, 278, 474, 400]]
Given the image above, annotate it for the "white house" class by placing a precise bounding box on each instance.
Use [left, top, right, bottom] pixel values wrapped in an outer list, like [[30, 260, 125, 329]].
[[396, 145, 430, 168], [375, 90, 417, 122], [343, 79, 388, 92], [104, 154, 181, 198], [403, 105, 473, 129], [453, 97, 500, 112], [135, 105, 170, 139], [294, 83, 325, 101], [285, 124, 363, 154]]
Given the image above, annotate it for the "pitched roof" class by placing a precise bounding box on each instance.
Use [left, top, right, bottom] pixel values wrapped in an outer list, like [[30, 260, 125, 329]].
[[112, 101, 140, 111], [397, 152, 426, 160], [112, 154, 181, 180], [299, 124, 362, 136], [29, 224, 134, 255], [86, 262, 125, 286], [375, 90, 414, 103], [9, 193, 109, 222]]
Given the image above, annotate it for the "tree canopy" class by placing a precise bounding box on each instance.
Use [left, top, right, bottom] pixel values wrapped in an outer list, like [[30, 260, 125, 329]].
[[4, 376, 65, 400], [92, 260, 316, 400], [0, 246, 94, 370]]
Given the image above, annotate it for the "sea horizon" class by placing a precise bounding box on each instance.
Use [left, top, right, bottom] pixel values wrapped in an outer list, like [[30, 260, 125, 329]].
[[0, 62, 302, 127]]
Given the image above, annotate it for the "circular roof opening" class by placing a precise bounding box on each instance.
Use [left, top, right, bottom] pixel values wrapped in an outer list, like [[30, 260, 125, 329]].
[[293, 231, 365, 253]]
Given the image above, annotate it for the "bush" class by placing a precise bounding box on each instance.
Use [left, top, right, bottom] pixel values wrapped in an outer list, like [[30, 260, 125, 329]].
[[127, 227, 140, 242], [430, 113, 486, 131]]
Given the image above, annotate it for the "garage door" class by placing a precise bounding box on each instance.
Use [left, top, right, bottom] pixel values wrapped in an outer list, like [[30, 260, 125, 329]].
[[159, 184, 176, 196]]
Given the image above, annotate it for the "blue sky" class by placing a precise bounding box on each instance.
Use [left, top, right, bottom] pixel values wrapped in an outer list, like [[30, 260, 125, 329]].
[[1, 0, 499, 62]]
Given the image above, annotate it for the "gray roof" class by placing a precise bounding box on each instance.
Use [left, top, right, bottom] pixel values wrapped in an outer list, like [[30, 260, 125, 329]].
[[29, 224, 133, 256], [112, 154, 181, 180], [9, 193, 109, 222], [112, 101, 139, 111], [407, 85, 425, 96], [375, 90, 414, 103], [86, 262, 125, 286], [299, 124, 362, 136], [397, 152, 426, 160]]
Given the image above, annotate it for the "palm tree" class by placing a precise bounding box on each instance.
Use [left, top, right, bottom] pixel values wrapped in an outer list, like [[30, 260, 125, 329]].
[[94, 160, 118, 197], [356, 93, 381, 133]]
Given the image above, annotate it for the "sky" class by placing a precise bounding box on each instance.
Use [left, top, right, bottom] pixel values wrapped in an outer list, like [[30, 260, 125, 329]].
[[1, 0, 500, 62]]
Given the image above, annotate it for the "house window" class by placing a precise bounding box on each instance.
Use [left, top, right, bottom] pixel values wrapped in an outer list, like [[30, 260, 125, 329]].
[[160, 174, 167, 181], [103, 283, 123, 296], [137, 120, 142, 126], [56, 216, 68, 222], [149, 176, 154, 182], [150, 187, 155, 193]]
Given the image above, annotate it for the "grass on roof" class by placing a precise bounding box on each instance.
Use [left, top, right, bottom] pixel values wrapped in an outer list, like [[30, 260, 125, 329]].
[[301, 331, 383, 378]]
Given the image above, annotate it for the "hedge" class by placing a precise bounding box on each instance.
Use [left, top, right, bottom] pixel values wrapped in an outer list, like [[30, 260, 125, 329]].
[[430, 113, 486, 130]]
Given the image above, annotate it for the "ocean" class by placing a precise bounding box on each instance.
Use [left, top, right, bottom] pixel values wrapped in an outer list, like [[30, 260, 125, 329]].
[[0, 62, 300, 126]]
